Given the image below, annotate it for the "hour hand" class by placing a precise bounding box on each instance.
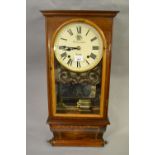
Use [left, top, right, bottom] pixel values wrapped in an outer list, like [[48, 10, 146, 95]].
[[59, 46, 81, 51], [69, 46, 81, 50], [59, 46, 67, 50]]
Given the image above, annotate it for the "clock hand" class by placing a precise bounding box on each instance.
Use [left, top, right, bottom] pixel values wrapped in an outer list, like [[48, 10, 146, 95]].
[[66, 46, 81, 51], [59, 46, 67, 50], [59, 46, 81, 51]]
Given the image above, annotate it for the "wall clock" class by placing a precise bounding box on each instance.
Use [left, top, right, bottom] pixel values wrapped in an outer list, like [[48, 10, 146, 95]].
[[41, 10, 119, 146]]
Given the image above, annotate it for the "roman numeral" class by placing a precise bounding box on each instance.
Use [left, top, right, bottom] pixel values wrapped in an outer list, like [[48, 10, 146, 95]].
[[67, 59, 73, 66], [91, 37, 97, 42], [76, 26, 81, 34], [86, 60, 90, 65], [86, 29, 90, 36], [90, 53, 96, 59], [60, 38, 67, 41], [67, 29, 73, 36], [77, 61, 81, 68], [61, 52, 67, 60], [92, 46, 99, 50]]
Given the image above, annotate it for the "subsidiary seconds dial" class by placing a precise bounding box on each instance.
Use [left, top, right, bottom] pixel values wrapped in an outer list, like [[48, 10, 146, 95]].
[[53, 19, 104, 72]]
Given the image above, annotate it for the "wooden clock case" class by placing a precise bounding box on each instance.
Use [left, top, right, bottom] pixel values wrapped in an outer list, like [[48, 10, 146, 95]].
[[41, 10, 119, 147]]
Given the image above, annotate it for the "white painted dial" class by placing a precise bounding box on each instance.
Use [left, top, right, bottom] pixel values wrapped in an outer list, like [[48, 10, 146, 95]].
[[53, 20, 104, 72]]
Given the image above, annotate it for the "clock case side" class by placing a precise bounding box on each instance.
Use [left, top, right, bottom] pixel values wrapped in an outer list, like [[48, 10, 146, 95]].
[[41, 10, 119, 146]]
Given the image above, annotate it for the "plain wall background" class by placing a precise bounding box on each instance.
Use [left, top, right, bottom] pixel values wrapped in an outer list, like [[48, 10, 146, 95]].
[[27, 0, 129, 155]]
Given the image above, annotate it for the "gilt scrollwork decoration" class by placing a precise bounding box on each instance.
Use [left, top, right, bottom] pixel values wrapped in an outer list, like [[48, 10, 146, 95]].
[[56, 64, 102, 85]]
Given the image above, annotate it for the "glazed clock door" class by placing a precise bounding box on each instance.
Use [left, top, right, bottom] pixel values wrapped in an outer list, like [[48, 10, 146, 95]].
[[51, 19, 107, 116]]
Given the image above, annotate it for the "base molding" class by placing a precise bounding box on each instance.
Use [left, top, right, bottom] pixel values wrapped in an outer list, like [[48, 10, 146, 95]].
[[49, 138, 105, 147]]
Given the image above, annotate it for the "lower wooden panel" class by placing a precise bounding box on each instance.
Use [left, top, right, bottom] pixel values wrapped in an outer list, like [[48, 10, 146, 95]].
[[49, 124, 107, 147]]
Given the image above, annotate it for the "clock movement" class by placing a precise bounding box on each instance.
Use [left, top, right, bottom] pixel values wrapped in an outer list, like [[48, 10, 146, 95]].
[[41, 10, 119, 146]]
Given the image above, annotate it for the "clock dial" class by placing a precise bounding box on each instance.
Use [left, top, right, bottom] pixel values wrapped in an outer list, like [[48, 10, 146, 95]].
[[54, 20, 104, 72]]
